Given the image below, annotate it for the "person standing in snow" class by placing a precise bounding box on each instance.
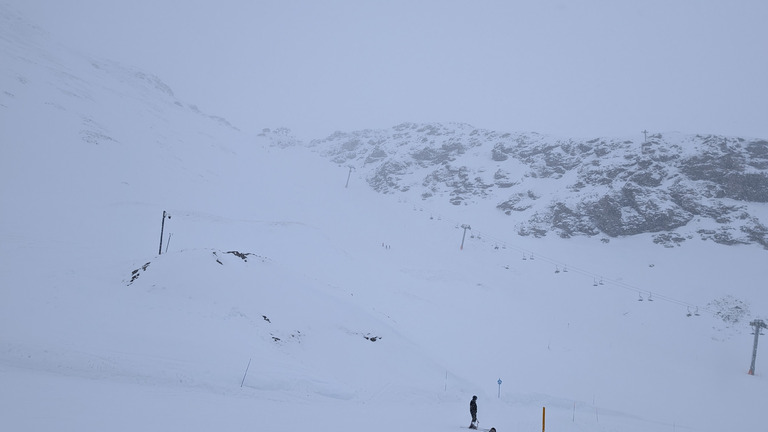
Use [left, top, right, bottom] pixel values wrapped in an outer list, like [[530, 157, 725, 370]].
[[469, 395, 478, 429]]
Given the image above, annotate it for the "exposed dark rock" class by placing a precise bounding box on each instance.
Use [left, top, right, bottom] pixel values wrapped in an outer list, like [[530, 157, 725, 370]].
[[127, 262, 151, 285], [652, 232, 688, 247], [278, 124, 768, 248]]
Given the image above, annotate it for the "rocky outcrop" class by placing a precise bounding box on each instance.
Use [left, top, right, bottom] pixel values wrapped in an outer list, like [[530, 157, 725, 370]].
[[266, 124, 768, 248]]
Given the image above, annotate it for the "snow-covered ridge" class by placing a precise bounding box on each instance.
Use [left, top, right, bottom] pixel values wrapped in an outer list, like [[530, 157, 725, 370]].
[[0, 2, 238, 146]]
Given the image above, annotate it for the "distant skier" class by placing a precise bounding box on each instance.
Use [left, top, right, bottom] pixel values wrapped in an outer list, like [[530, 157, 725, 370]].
[[469, 395, 478, 429]]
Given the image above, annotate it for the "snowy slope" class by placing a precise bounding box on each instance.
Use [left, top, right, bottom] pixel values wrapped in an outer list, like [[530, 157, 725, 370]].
[[1, 4, 767, 432]]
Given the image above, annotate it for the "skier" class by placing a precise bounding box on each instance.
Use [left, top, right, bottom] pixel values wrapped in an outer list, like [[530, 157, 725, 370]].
[[469, 395, 478, 429]]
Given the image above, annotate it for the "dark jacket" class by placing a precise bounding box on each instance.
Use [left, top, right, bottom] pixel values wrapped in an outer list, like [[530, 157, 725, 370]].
[[470, 398, 477, 416]]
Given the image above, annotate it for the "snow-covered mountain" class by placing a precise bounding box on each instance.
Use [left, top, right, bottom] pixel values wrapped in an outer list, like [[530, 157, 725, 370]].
[[264, 123, 768, 248], [2, 4, 767, 432]]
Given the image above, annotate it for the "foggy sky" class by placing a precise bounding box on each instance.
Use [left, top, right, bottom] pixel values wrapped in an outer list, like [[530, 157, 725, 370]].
[[9, 0, 768, 141]]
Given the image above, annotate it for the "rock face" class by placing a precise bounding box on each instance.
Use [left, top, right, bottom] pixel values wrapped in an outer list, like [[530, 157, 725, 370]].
[[264, 123, 768, 248]]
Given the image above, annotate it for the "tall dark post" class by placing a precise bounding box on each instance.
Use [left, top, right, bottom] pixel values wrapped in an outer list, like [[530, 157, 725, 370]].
[[642, 129, 648, 142], [460, 224, 471, 250], [345, 166, 354, 188], [749, 319, 767, 375], [158, 211, 170, 255]]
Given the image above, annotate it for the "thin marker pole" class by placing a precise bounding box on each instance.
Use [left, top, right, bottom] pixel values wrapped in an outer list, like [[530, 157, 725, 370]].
[[165, 232, 172, 254], [240, 358, 252, 387]]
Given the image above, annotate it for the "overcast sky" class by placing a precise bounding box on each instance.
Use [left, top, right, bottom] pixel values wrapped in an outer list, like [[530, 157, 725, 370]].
[[10, 0, 768, 140]]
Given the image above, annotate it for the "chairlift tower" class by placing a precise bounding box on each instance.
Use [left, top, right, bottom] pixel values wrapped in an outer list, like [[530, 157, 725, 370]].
[[460, 224, 471, 250], [748, 319, 767, 375], [345, 166, 355, 188], [158, 210, 171, 255]]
